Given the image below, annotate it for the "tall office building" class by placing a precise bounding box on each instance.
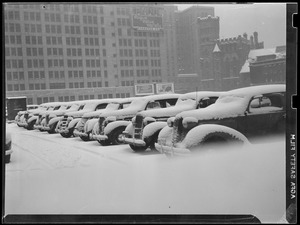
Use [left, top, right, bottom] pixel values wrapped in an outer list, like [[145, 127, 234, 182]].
[[4, 3, 178, 104]]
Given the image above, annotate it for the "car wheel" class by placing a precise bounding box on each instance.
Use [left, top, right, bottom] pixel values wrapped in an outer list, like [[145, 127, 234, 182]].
[[149, 132, 159, 151], [26, 121, 35, 130], [195, 131, 244, 150], [48, 122, 57, 134], [110, 127, 125, 145], [5, 154, 11, 163], [98, 139, 111, 146], [129, 144, 148, 152], [60, 128, 74, 138], [80, 133, 90, 142]]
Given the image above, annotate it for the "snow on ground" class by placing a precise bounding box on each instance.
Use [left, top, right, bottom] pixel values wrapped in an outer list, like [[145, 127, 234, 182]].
[[4, 123, 286, 223]]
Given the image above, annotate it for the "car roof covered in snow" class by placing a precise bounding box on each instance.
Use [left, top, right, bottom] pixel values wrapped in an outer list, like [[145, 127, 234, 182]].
[[138, 91, 223, 118], [100, 93, 181, 117], [176, 84, 286, 120]]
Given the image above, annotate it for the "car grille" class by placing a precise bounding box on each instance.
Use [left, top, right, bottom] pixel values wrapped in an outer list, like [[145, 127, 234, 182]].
[[134, 115, 144, 139], [98, 117, 105, 134], [172, 117, 185, 144]]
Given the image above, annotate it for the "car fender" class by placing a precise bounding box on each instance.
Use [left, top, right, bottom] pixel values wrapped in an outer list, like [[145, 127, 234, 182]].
[[142, 121, 167, 139], [124, 122, 134, 137], [104, 120, 131, 135], [181, 124, 250, 149], [157, 125, 174, 147], [86, 118, 98, 132], [49, 116, 63, 126], [28, 115, 38, 123], [68, 118, 81, 129]]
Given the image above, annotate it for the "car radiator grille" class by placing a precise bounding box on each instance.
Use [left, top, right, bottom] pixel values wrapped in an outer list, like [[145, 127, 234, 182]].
[[98, 117, 105, 134], [134, 115, 144, 139]]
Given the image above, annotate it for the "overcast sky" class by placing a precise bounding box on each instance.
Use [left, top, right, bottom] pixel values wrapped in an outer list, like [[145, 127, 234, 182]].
[[175, 3, 286, 49]]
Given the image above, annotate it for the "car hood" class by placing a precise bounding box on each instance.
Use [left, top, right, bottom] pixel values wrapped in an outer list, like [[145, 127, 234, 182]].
[[138, 104, 196, 118], [176, 97, 248, 121], [65, 109, 93, 118]]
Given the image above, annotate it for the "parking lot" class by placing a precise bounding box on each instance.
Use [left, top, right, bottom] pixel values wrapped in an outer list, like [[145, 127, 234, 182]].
[[4, 122, 286, 222]]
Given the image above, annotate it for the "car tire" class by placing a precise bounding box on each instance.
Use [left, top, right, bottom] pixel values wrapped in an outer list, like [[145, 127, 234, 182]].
[[48, 122, 57, 134], [60, 128, 74, 138], [80, 133, 90, 141], [110, 127, 125, 145], [5, 154, 11, 163], [26, 121, 35, 130], [129, 144, 148, 152], [194, 131, 244, 150], [98, 139, 111, 146]]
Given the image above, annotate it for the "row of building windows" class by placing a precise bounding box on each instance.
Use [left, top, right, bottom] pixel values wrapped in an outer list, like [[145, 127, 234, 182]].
[[7, 84, 25, 91], [5, 23, 21, 32], [5, 47, 23, 56], [86, 70, 102, 78], [121, 80, 134, 86], [5, 35, 22, 45], [28, 71, 45, 79], [6, 71, 25, 80], [6, 59, 24, 68]]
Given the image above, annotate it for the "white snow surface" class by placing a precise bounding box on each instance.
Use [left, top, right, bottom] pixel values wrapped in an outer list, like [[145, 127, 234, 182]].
[[4, 123, 286, 223], [177, 84, 285, 120]]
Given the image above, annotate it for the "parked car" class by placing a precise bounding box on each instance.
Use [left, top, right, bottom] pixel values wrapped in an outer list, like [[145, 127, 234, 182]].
[[91, 93, 180, 146], [123, 91, 223, 152], [56, 99, 112, 138], [74, 98, 134, 141], [15, 104, 39, 126], [5, 131, 12, 163], [37, 101, 83, 133], [20, 102, 61, 130], [41, 101, 86, 134], [156, 84, 286, 156], [34, 102, 69, 131]]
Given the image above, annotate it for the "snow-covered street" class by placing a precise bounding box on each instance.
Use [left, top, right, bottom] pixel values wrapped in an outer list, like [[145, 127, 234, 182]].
[[4, 123, 286, 223]]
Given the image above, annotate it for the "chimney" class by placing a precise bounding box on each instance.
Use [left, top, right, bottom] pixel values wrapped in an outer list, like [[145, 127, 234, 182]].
[[253, 31, 258, 49], [250, 35, 254, 49]]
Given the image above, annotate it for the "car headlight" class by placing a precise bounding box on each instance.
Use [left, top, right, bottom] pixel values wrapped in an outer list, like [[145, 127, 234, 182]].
[[182, 117, 198, 129], [132, 116, 136, 123], [167, 117, 175, 127]]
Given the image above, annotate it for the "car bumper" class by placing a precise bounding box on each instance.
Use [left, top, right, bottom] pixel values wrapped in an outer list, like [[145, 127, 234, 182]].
[[91, 134, 108, 141], [123, 137, 146, 146], [34, 124, 42, 130], [154, 143, 191, 157], [6, 149, 13, 155], [73, 129, 88, 137]]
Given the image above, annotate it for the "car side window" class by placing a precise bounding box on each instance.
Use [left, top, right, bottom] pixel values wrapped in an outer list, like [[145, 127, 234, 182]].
[[249, 94, 283, 113], [146, 101, 161, 110], [197, 96, 218, 109], [95, 103, 108, 110]]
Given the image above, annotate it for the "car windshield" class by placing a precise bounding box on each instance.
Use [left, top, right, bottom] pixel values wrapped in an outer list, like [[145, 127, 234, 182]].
[[68, 104, 81, 110], [215, 94, 246, 104], [105, 103, 120, 111], [175, 98, 197, 107]]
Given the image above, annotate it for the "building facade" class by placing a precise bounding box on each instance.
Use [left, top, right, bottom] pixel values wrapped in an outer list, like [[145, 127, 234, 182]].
[[240, 46, 286, 86], [4, 3, 178, 104]]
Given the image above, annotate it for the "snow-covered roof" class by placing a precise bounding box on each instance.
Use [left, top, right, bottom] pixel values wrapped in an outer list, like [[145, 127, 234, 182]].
[[213, 43, 221, 53], [177, 73, 198, 78], [240, 60, 250, 74], [138, 91, 222, 118], [100, 94, 181, 118], [177, 84, 285, 120]]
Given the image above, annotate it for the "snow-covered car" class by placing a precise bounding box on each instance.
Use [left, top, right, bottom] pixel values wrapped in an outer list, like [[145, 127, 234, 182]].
[[56, 99, 112, 138], [156, 84, 286, 156], [74, 98, 134, 141], [5, 131, 13, 163], [15, 104, 39, 126], [91, 93, 181, 146], [123, 91, 223, 152], [37, 101, 84, 133], [20, 102, 62, 130], [34, 102, 70, 131]]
